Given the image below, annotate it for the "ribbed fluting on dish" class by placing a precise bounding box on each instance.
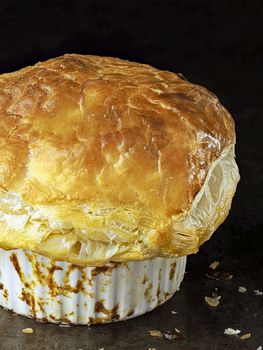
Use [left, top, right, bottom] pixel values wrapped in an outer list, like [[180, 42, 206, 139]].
[[0, 248, 186, 325]]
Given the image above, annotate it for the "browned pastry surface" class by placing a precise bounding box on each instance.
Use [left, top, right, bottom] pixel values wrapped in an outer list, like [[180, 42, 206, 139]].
[[0, 54, 239, 265]]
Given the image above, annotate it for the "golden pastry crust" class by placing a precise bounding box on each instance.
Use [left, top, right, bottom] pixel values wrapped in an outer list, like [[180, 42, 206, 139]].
[[0, 54, 240, 265]]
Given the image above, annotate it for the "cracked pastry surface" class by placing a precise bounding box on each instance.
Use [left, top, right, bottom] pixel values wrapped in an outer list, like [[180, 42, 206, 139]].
[[0, 54, 240, 266]]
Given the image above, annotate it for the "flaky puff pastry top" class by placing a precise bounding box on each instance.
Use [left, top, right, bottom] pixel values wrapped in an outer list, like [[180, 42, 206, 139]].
[[0, 54, 240, 266]]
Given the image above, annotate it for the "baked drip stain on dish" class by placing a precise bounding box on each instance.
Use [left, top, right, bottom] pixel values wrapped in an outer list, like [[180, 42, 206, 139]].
[[0, 248, 186, 324]]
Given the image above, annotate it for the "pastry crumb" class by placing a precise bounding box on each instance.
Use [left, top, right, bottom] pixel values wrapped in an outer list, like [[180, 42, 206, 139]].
[[205, 295, 221, 307], [209, 261, 220, 270], [163, 332, 177, 340], [22, 328, 33, 334], [224, 328, 241, 335], [149, 328, 184, 340], [206, 272, 233, 280], [254, 290, 263, 296], [171, 310, 178, 314], [238, 286, 247, 293], [163, 328, 184, 340], [148, 348, 156, 350], [149, 330, 163, 338], [240, 333, 251, 340]]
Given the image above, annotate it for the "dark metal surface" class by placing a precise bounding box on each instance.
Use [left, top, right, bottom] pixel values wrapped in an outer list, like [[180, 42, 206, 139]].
[[0, 0, 262, 349], [1, 231, 263, 350]]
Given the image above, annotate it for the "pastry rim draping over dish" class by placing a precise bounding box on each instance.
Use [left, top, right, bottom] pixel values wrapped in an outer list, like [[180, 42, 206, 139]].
[[0, 54, 240, 266]]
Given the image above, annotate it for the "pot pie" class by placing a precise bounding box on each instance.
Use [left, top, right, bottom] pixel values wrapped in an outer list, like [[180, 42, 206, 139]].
[[0, 55, 239, 324]]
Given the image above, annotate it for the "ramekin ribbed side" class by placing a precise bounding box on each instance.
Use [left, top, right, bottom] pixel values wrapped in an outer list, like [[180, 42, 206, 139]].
[[0, 248, 186, 325]]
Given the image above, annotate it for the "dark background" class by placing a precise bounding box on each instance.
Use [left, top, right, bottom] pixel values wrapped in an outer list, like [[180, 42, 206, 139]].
[[0, 1, 262, 349]]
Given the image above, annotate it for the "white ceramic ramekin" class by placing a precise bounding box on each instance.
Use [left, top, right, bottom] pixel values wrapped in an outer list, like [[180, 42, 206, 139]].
[[0, 248, 186, 325]]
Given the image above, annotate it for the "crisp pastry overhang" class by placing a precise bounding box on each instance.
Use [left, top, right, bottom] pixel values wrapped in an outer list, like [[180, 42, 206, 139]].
[[0, 144, 239, 266]]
